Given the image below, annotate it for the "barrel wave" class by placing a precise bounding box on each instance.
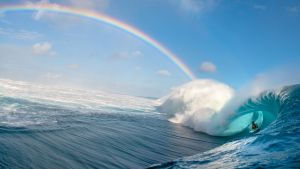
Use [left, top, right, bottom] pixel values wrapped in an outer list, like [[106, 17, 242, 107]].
[[157, 79, 285, 136], [219, 90, 279, 136], [152, 83, 300, 168]]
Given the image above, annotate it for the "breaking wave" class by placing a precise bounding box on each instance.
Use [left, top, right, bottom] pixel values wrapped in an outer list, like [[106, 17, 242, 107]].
[[157, 79, 234, 136], [158, 79, 295, 136], [152, 81, 300, 168]]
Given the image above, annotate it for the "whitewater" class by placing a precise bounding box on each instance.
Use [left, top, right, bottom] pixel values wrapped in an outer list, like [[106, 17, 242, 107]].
[[153, 79, 300, 168], [0, 78, 299, 168], [0, 79, 227, 168]]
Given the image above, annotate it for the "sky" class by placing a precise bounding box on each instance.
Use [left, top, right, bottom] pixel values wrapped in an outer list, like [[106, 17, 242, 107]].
[[0, 0, 299, 97]]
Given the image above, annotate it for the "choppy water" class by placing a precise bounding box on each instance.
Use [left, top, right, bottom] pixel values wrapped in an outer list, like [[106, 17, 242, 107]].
[[0, 79, 227, 169], [1, 79, 299, 169]]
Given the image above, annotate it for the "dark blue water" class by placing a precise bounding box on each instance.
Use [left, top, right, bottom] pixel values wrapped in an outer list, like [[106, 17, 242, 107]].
[[0, 97, 226, 169], [1, 79, 299, 169], [150, 85, 300, 168]]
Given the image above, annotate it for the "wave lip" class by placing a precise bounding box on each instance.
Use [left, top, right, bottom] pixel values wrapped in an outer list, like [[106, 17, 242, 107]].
[[218, 91, 280, 136], [151, 84, 300, 168], [158, 79, 291, 137], [157, 79, 234, 135]]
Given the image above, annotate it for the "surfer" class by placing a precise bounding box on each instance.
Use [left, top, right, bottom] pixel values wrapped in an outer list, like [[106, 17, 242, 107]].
[[251, 121, 258, 130]]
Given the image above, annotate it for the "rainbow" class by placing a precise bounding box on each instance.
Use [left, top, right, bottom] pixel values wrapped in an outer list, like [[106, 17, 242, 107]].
[[0, 3, 196, 80]]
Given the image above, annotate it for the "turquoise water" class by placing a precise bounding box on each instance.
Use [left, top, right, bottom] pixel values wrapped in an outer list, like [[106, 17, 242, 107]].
[[150, 85, 300, 168]]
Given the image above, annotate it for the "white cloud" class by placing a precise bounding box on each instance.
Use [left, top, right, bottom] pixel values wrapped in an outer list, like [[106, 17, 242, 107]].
[[29, 0, 52, 20], [110, 50, 143, 60], [66, 0, 109, 11], [27, 0, 109, 25], [200, 61, 217, 73], [32, 42, 53, 55], [173, 0, 219, 14], [254, 5, 267, 10], [132, 50, 142, 57], [44, 73, 63, 79], [180, 0, 202, 13], [68, 64, 80, 69], [156, 70, 172, 77], [0, 27, 42, 40]]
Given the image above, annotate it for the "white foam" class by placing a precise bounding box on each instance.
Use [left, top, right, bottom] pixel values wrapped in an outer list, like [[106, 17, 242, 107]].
[[0, 79, 163, 127], [158, 72, 299, 136], [158, 79, 234, 134], [0, 78, 159, 112]]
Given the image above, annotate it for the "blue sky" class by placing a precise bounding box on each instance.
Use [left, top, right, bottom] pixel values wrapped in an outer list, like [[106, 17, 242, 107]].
[[0, 0, 299, 97]]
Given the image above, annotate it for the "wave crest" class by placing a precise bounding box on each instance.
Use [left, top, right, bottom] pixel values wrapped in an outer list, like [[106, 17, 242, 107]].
[[150, 84, 300, 168], [158, 79, 290, 136], [157, 79, 234, 135]]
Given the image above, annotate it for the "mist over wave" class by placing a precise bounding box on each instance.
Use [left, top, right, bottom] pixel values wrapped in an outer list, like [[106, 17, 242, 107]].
[[151, 84, 300, 168], [157, 79, 234, 135], [0, 78, 160, 128], [0, 79, 158, 110], [158, 73, 300, 136]]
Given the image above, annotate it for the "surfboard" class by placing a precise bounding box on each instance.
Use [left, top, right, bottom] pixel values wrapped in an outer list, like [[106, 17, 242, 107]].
[[249, 111, 263, 133], [250, 128, 260, 133]]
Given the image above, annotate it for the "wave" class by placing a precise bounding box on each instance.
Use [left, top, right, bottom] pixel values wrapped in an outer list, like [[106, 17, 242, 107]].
[[151, 84, 300, 168], [158, 79, 296, 137], [157, 79, 234, 135], [0, 78, 160, 128], [0, 79, 228, 169]]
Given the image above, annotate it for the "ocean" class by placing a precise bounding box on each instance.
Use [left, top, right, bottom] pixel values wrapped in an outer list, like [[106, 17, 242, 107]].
[[0, 79, 299, 168]]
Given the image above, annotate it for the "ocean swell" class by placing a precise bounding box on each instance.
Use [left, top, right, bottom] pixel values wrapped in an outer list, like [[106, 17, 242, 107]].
[[158, 79, 294, 137], [151, 84, 300, 168]]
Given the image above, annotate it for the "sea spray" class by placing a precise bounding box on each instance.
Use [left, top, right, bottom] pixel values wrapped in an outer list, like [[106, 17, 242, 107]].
[[157, 79, 234, 135], [157, 79, 283, 136], [150, 85, 300, 168]]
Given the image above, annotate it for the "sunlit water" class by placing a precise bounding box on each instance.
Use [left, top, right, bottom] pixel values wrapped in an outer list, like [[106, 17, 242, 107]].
[[0, 79, 227, 169], [1, 79, 299, 169], [151, 84, 300, 168]]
